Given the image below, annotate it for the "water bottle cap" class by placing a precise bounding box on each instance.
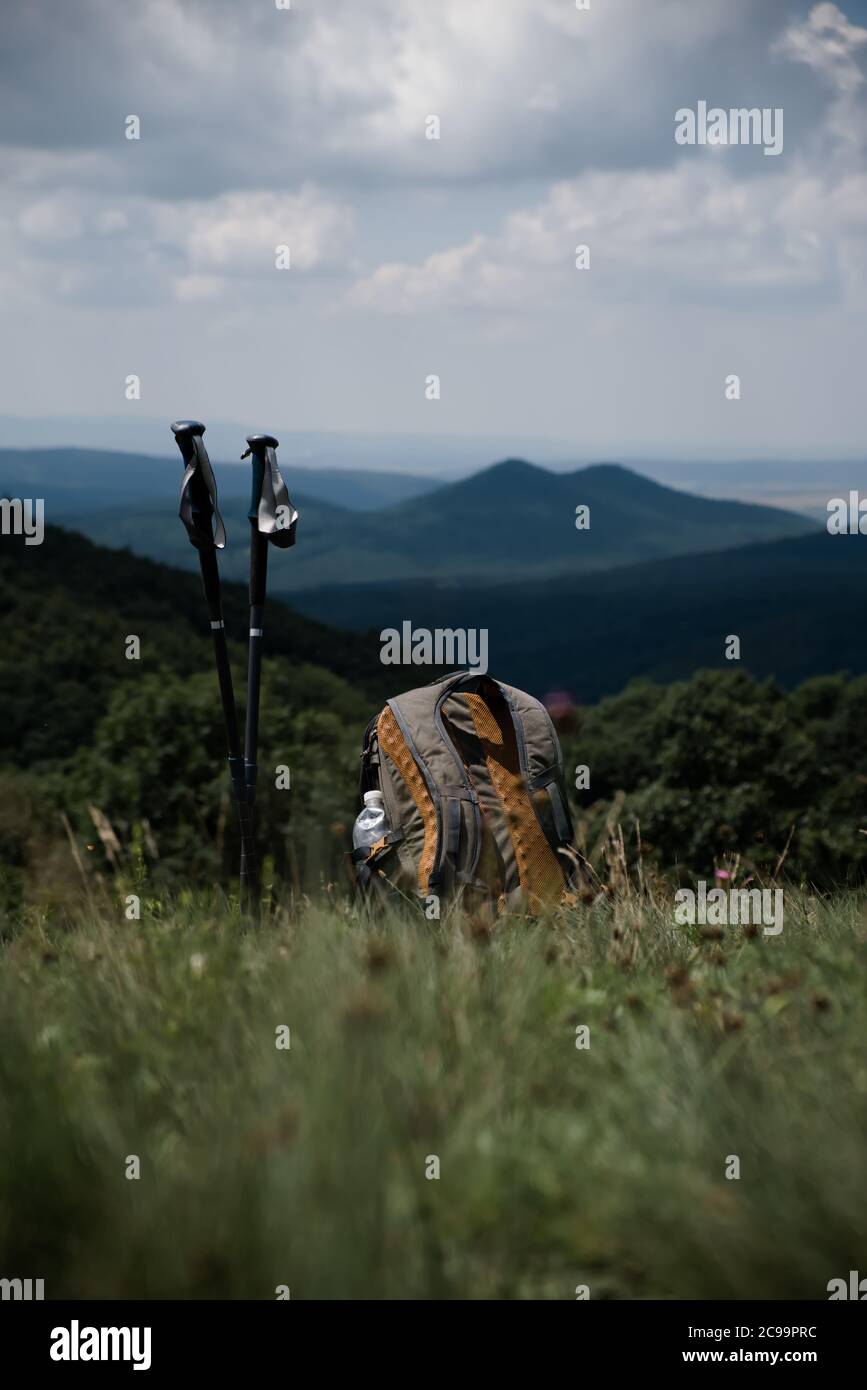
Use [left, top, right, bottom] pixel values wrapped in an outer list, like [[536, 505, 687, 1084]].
[[363, 790, 384, 807]]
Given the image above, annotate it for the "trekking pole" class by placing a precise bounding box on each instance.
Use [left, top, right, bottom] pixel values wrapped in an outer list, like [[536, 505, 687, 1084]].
[[240, 433, 299, 909], [171, 420, 255, 905]]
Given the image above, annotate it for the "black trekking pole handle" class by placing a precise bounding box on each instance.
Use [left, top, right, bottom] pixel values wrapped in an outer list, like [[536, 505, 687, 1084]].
[[171, 420, 254, 910], [241, 432, 299, 789], [241, 433, 299, 554], [171, 420, 227, 607]]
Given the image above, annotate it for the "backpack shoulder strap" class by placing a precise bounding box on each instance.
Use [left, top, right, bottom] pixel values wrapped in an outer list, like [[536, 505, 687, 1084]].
[[376, 703, 441, 894], [500, 681, 574, 849], [452, 676, 569, 905], [387, 672, 483, 893]]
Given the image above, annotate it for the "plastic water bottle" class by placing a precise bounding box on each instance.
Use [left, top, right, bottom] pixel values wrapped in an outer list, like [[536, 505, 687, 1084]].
[[353, 790, 387, 850]]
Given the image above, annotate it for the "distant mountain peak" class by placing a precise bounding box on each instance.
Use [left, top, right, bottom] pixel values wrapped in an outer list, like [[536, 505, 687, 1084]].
[[425, 456, 551, 503], [485, 457, 548, 477], [573, 461, 641, 480]]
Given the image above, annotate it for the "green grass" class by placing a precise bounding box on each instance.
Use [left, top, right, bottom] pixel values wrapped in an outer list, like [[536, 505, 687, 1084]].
[[1, 889, 865, 1300]]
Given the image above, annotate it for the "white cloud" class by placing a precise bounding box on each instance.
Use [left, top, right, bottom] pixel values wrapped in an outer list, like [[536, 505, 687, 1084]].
[[350, 3, 867, 315], [349, 159, 858, 313], [774, 2, 867, 94], [18, 197, 84, 240], [773, 2, 867, 158], [3, 185, 356, 307], [154, 188, 355, 277]]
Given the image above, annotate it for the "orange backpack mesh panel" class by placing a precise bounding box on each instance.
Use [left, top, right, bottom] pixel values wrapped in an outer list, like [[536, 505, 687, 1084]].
[[376, 706, 438, 893], [463, 691, 564, 904]]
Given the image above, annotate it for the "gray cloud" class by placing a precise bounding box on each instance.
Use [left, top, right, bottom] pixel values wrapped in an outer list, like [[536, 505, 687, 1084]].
[[0, 0, 830, 195], [0, 0, 865, 457]]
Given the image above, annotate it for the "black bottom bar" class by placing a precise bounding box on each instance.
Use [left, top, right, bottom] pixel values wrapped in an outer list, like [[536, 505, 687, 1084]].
[[3, 1298, 863, 1374]]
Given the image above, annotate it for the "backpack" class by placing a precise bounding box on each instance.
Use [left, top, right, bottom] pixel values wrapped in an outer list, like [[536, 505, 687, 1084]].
[[354, 670, 575, 913]]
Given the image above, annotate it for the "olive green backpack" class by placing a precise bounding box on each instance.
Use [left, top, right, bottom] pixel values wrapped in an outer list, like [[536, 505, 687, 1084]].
[[355, 671, 575, 913]]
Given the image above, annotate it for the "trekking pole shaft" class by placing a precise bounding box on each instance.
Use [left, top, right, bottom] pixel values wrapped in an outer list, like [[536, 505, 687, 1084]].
[[245, 528, 269, 797], [199, 549, 241, 754], [198, 547, 256, 900], [243, 527, 268, 906]]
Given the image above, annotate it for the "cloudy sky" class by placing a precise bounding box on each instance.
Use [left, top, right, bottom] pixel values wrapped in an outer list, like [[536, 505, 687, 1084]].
[[1, 0, 866, 463]]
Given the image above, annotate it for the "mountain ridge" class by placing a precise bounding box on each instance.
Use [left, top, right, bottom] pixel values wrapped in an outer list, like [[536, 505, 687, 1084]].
[[289, 528, 867, 700], [0, 445, 817, 595]]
